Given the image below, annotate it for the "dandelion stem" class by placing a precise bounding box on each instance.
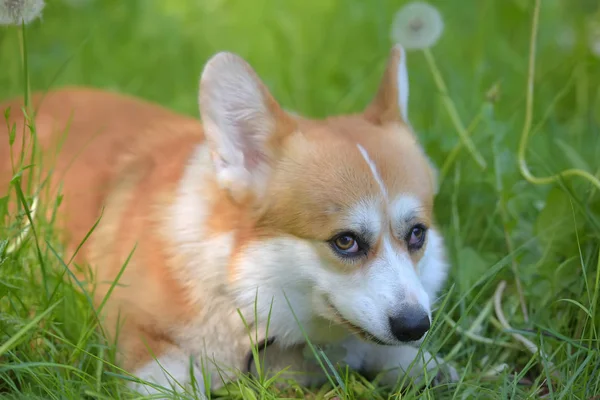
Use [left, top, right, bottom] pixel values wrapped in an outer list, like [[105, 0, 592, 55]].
[[18, 20, 39, 198], [19, 22, 31, 110], [439, 104, 485, 183], [493, 281, 559, 378], [443, 299, 521, 363], [423, 48, 487, 170], [517, 0, 600, 191]]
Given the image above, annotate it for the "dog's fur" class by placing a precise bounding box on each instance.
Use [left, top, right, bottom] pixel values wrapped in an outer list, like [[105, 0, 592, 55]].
[[0, 45, 456, 397]]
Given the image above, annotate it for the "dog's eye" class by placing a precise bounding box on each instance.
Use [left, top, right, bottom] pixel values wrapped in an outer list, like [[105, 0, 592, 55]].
[[334, 235, 358, 252], [330, 232, 363, 256], [407, 225, 427, 250]]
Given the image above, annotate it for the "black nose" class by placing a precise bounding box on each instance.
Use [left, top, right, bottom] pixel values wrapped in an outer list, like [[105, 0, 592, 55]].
[[388, 307, 431, 342]]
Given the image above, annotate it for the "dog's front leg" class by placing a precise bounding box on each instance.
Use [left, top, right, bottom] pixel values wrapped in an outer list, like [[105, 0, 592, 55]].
[[348, 340, 459, 389]]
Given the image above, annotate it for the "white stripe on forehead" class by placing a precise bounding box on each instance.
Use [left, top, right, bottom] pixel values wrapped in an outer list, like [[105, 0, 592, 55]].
[[357, 144, 388, 200]]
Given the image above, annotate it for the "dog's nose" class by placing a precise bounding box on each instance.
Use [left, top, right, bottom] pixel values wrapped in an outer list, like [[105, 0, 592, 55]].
[[388, 306, 430, 342]]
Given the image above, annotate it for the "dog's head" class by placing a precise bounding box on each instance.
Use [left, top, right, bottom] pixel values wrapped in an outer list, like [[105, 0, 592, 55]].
[[198, 45, 449, 346]]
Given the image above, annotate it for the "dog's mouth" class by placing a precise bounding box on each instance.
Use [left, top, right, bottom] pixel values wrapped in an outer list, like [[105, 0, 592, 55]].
[[324, 297, 391, 346]]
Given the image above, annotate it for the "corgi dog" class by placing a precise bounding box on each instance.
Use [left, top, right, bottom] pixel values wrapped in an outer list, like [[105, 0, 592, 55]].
[[0, 44, 457, 397]]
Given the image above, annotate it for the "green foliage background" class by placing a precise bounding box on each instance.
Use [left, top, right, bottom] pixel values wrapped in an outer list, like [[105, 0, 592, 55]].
[[1, 0, 599, 398]]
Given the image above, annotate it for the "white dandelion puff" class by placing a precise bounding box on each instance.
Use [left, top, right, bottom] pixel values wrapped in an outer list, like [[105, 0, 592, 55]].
[[588, 21, 600, 58], [390, 1, 444, 50], [0, 0, 45, 26]]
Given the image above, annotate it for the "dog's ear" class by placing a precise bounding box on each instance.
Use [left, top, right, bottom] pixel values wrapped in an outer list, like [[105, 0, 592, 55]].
[[363, 45, 410, 126], [199, 52, 296, 204]]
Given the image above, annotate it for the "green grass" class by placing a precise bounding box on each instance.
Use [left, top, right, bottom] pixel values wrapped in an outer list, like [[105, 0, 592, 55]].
[[1, 0, 600, 398]]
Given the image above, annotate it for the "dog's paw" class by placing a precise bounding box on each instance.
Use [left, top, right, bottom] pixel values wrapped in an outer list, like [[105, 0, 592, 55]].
[[431, 361, 459, 386], [128, 350, 207, 399]]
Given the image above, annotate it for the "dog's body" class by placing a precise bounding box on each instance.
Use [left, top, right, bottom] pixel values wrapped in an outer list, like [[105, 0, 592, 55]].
[[0, 46, 455, 397]]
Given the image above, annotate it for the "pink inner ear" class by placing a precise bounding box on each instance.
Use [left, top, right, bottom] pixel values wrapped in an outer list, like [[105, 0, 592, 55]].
[[235, 118, 272, 172], [199, 51, 296, 188], [244, 150, 266, 171]]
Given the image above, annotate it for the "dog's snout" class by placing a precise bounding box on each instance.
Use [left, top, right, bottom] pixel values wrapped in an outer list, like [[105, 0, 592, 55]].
[[388, 306, 430, 342]]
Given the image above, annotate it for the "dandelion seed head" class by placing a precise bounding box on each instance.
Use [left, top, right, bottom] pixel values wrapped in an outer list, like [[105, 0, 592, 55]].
[[0, 0, 45, 26], [588, 21, 600, 58], [390, 1, 444, 50]]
